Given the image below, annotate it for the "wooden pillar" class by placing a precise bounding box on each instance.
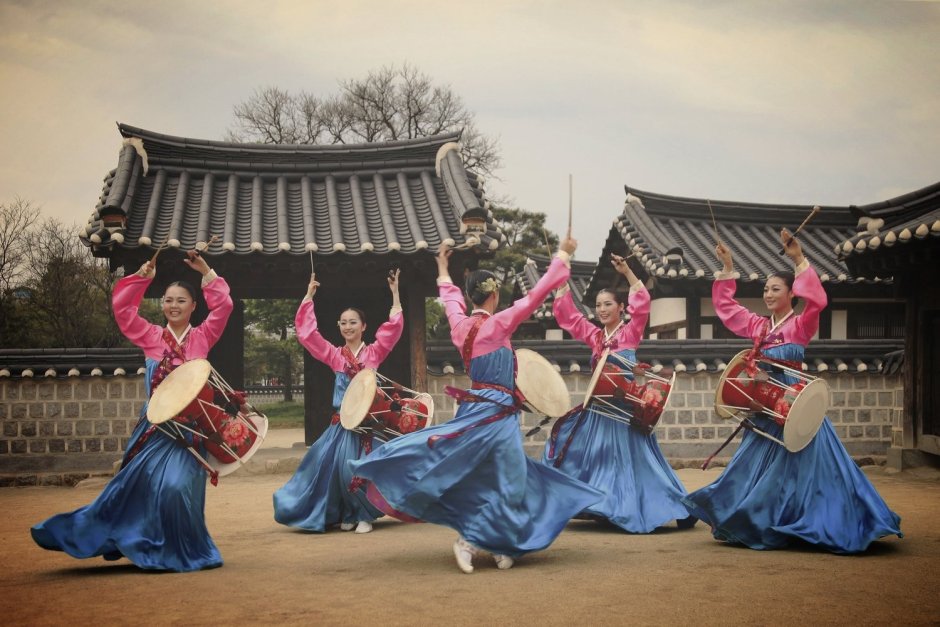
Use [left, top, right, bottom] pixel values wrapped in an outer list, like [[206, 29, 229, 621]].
[[408, 286, 428, 393], [686, 293, 701, 339], [304, 350, 335, 445]]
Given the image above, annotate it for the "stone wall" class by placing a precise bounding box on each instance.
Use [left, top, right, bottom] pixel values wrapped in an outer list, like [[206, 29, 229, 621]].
[[0, 376, 147, 486], [425, 370, 902, 464]]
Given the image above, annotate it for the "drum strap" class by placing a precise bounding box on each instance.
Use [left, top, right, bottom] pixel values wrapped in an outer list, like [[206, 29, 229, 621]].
[[461, 313, 489, 372], [341, 346, 364, 377], [547, 404, 585, 465], [428, 386, 522, 448]]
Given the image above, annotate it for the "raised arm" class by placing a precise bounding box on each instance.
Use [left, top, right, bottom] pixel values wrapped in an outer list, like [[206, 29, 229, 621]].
[[367, 270, 405, 364], [112, 265, 163, 356], [294, 273, 342, 369], [711, 242, 766, 340], [553, 290, 601, 346], [782, 229, 827, 345], [621, 282, 651, 347]]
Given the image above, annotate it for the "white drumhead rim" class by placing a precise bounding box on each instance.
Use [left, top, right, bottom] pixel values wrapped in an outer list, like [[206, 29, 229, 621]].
[[516, 348, 570, 418], [339, 369, 378, 430], [783, 378, 830, 453], [410, 392, 435, 427], [147, 359, 212, 424], [714, 350, 751, 420], [210, 412, 270, 476], [582, 351, 611, 407]]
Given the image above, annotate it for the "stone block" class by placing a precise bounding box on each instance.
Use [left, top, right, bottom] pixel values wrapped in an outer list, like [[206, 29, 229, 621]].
[[882, 425, 892, 439], [0, 403, 5, 419], [847, 392, 862, 406], [717, 426, 734, 438], [56, 382, 73, 399], [38, 383, 54, 400], [65, 402, 80, 418], [11, 439, 27, 454], [103, 437, 119, 452], [701, 427, 716, 440], [11, 403, 27, 419], [81, 402, 101, 418], [667, 427, 682, 441], [848, 426, 863, 438], [865, 426, 881, 439], [109, 382, 123, 398], [85, 438, 101, 452], [841, 409, 856, 424], [877, 392, 892, 406], [868, 378, 884, 390], [853, 377, 868, 390], [694, 376, 711, 391], [29, 440, 46, 453], [858, 409, 872, 423], [2, 422, 16, 437], [831, 392, 846, 407], [119, 401, 134, 416], [74, 382, 90, 400], [863, 392, 877, 406], [694, 410, 711, 424], [94, 420, 110, 435], [676, 376, 693, 391], [4, 385, 17, 400], [29, 404, 44, 418], [21, 383, 37, 400], [125, 382, 140, 398], [57, 421, 73, 436], [67, 439, 82, 453], [16, 475, 38, 486], [0, 440, 7, 454], [47, 402, 62, 418], [660, 411, 675, 425], [21, 421, 36, 437], [39, 421, 56, 436], [90, 382, 108, 400], [75, 420, 92, 436], [677, 410, 692, 425], [102, 402, 118, 418], [48, 439, 66, 453], [685, 427, 700, 439], [40, 474, 63, 486], [670, 394, 686, 408], [112, 421, 127, 435]]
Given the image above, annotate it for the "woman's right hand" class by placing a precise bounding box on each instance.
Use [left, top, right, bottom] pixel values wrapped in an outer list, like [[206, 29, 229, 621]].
[[137, 260, 155, 278], [560, 236, 577, 256], [306, 273, 320, 299], [436, 242, 452, 272], [716, 241, 733, 273]]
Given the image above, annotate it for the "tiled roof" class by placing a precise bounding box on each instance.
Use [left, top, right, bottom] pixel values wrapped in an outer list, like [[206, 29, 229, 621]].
[[836, 181, 940, 276], [514, 254, 598, 320], [425, 339, 903, 377], [81, 124, 504, 257], [0, 341, 902, 379], [587, 186, 879, 298], [0, 349, 145, 379]]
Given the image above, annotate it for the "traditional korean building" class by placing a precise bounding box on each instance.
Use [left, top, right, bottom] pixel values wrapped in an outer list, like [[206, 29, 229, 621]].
[[838, 181, 940, 469], [78, 123, 503, 443]]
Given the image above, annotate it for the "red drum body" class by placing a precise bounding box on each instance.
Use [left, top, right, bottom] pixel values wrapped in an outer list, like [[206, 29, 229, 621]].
[[714, 350, 829, 453], [147, 360, 269, 477], [585, 360, 675, 434], [340, 369, 434, 437]]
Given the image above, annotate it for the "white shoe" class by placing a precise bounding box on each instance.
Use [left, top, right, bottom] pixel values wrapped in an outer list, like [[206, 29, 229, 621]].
[[494, 554, 514, 570], [453, 538, 475, 574], [354, 521, 373, 534], [340, 522, 355, 531]]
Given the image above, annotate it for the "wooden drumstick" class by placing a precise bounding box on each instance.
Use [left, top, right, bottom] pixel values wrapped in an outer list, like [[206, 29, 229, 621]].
[[542, 228, 553, 258], [193, 234, 220, 257], [309, 250, 315, 273], [149, 236, 169, 265], [779, 205, 821, 254], [567, 174, 573, 238], [706, 199, 721, 246]]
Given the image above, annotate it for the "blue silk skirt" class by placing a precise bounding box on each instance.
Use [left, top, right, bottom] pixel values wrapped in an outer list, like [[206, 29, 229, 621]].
[[31, 417, 222, 572], [349, 388, 604, 558], [543, 405, 694, 532], [683, 416, 902, 553], [273, 422, 382, 531]]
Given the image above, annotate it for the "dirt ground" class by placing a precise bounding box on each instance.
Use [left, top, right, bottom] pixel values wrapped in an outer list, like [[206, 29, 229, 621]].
[[2, 466, 938, 626]]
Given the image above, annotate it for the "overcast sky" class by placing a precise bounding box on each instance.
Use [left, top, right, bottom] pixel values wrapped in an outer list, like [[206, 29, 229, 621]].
[[1, 0, 938, 261]]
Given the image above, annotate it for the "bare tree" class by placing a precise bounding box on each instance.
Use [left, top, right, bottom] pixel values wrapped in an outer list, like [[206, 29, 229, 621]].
[[227, 64, 501, 176], [0, 197, 38, 295]]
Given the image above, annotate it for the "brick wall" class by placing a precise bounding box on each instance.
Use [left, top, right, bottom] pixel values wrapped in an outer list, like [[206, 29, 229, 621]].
[[0, 376, 147, 486], [426, 370, 901, 464]]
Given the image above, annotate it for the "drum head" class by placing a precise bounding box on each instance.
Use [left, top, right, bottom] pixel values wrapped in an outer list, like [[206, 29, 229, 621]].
[[211, 412, 269, 477], [516, 348, 570, 418], [412, 392, 435, 427], [714, 350, 751, 419], [147, 359, 212, 424], [340, 369, 378, 430], [783, 378, 830, 453]]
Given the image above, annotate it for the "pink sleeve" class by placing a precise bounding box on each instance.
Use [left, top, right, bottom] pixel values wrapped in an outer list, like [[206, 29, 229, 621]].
[[553, 290, 602, 349], [620, 284, 650, 348], [112, 274, 164, 358], [712, 278, 767, 341], [439, 281, 470, 349], [490, 256, 570, 337], [789, 265, 827, 345], [188, 276, 233, 351], [362, 311, 404, 368], [295, 300, 344, 371]]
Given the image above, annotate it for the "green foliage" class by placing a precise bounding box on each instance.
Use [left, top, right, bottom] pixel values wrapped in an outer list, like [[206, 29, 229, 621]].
[[256, 401, 305, 429], [425, 297, 449, 339], [479, 206, 560, 305], [243, 299, 303, 401]]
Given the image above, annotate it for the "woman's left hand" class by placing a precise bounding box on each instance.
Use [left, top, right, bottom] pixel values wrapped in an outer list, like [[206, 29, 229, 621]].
[[387, 268, 400, 293], [610, 253, 629, 274], [780, 228, 805, 265], [183, 250, 211, 275]]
